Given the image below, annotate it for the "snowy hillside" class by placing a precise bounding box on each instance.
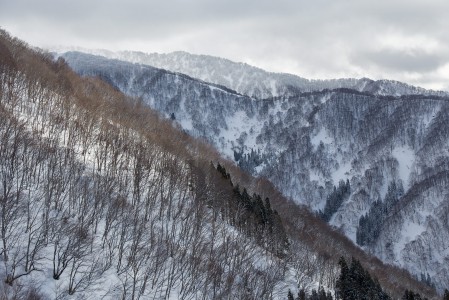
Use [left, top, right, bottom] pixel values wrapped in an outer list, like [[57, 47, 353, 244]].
[[56, 48, 448, 99], [1, 33, 289, 299], [3, 29, 439, 299], [61, 51, 449, 293]]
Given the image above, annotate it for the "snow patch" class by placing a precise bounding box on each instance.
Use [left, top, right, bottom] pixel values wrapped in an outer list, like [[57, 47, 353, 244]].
[[311, 128, 332, 149], [219, 111, 263, 159], [309, 170, 325, 186], [331, 161, 352, 183], [391, 146, 415, 189], [178, 116, 193, 131], [394, 221, 426, 263]]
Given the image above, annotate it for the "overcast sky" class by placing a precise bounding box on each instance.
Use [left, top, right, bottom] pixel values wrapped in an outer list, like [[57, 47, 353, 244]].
[[1, 0, 448, 91]]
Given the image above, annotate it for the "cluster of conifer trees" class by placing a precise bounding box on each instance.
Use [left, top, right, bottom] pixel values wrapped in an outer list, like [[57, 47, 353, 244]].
[[335, 257, 390, 300], [287, 287, 333, 300], [216, 163, 289, 255], [286, 256, 389, 300], [356, 181, 403, 246], [235, 148, 265, 173], [287, 256, 440, 300], [319, 180, 351, 222]]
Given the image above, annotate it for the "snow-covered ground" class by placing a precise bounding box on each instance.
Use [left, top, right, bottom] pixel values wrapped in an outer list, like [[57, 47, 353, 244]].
[[391, 146, 415, 189]]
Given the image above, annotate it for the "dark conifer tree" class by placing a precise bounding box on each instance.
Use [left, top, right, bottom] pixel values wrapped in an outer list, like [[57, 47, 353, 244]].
[[336, 257, 350, 299], [336, 257, 390, 300], [287, 289, 295, 300], [443, 289, 449, 300], [310, 289, 319, 300], [318, 286, 327, 300], [265, 197, 274, 233], [356, 181, 403, 246], [298, 289, 306, 300], [319, 180, 351, 222]]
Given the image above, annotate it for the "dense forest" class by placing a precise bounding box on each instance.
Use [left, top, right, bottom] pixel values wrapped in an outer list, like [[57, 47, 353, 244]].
[[0, 29, 443, 299]]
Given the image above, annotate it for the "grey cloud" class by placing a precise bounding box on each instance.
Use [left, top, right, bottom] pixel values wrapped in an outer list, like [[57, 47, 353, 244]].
[[353, 49, 447, 73], [1, 0, 448, 90]]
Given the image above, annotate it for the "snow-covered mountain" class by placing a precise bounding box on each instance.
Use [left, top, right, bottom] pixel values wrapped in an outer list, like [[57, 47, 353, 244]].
[[57, 48, 448, 99], [4, 29, 438, 299], [61, 51, 449, 293]]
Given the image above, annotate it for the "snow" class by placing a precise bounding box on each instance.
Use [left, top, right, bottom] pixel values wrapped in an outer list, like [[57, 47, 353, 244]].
[[394, 221, 426, 264], [254, 163, 266, 174], [270, 79, 277, 96], [309, 170, 325, 186], [404, 222, 426, 241], [269, 99, 287, 116], [391, 146, 415, 189], [58, 49, 449, 292], [218, 110, 264, 159], [311, 128, 332, 149], [178, 116, 193, 131], [331, 161, 352, 183]]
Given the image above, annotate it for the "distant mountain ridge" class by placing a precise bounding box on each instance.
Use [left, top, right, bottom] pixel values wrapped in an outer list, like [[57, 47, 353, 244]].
[[54, 48, 448, 99]]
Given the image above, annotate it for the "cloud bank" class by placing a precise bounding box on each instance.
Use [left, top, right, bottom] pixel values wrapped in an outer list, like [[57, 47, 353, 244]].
[[1, 0, 448, 91]]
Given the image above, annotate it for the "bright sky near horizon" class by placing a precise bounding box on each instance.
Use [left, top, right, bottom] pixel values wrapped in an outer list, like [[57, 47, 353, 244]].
[[1, 0, 448, 91]]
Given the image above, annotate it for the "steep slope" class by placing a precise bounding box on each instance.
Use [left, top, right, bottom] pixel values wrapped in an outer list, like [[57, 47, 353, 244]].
[[2, 30, 438, 299], [58, 49, 448, 99], [61, 51, 449, 293], [0, 31, 287, 299]]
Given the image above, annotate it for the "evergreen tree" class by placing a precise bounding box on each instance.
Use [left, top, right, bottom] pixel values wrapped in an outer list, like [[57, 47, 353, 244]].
[[402, 290, 425, 300], [215, 165, 288, 255], [287, 289, 295, 300], [319, 180, 351, 222], [336, 257, 350, 300], [298, 289, 306, 300], [216, 163, 231, 180], [336, 257, 390, 300], [241, 188, 252, 211], [265, 197, 274, 233], [443, 289, 449, 300], [356, 181, 402, 246], [310, 289, 319, 300], [318, 286, 327, 300]]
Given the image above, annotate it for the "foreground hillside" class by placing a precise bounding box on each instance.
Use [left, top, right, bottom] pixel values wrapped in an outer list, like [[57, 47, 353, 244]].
[[0, 30, 439, 299], [61, 51, 449, 294]]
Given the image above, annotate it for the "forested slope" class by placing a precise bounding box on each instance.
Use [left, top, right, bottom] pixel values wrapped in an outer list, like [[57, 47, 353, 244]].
[[0, 30, 438, 299], [61, 51, 449, 293]]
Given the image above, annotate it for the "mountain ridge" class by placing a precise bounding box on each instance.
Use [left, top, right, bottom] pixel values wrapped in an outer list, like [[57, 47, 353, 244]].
[[3, 28, 439, 299], [60, 51, 449, 293], [54, 47, 449, 99]]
